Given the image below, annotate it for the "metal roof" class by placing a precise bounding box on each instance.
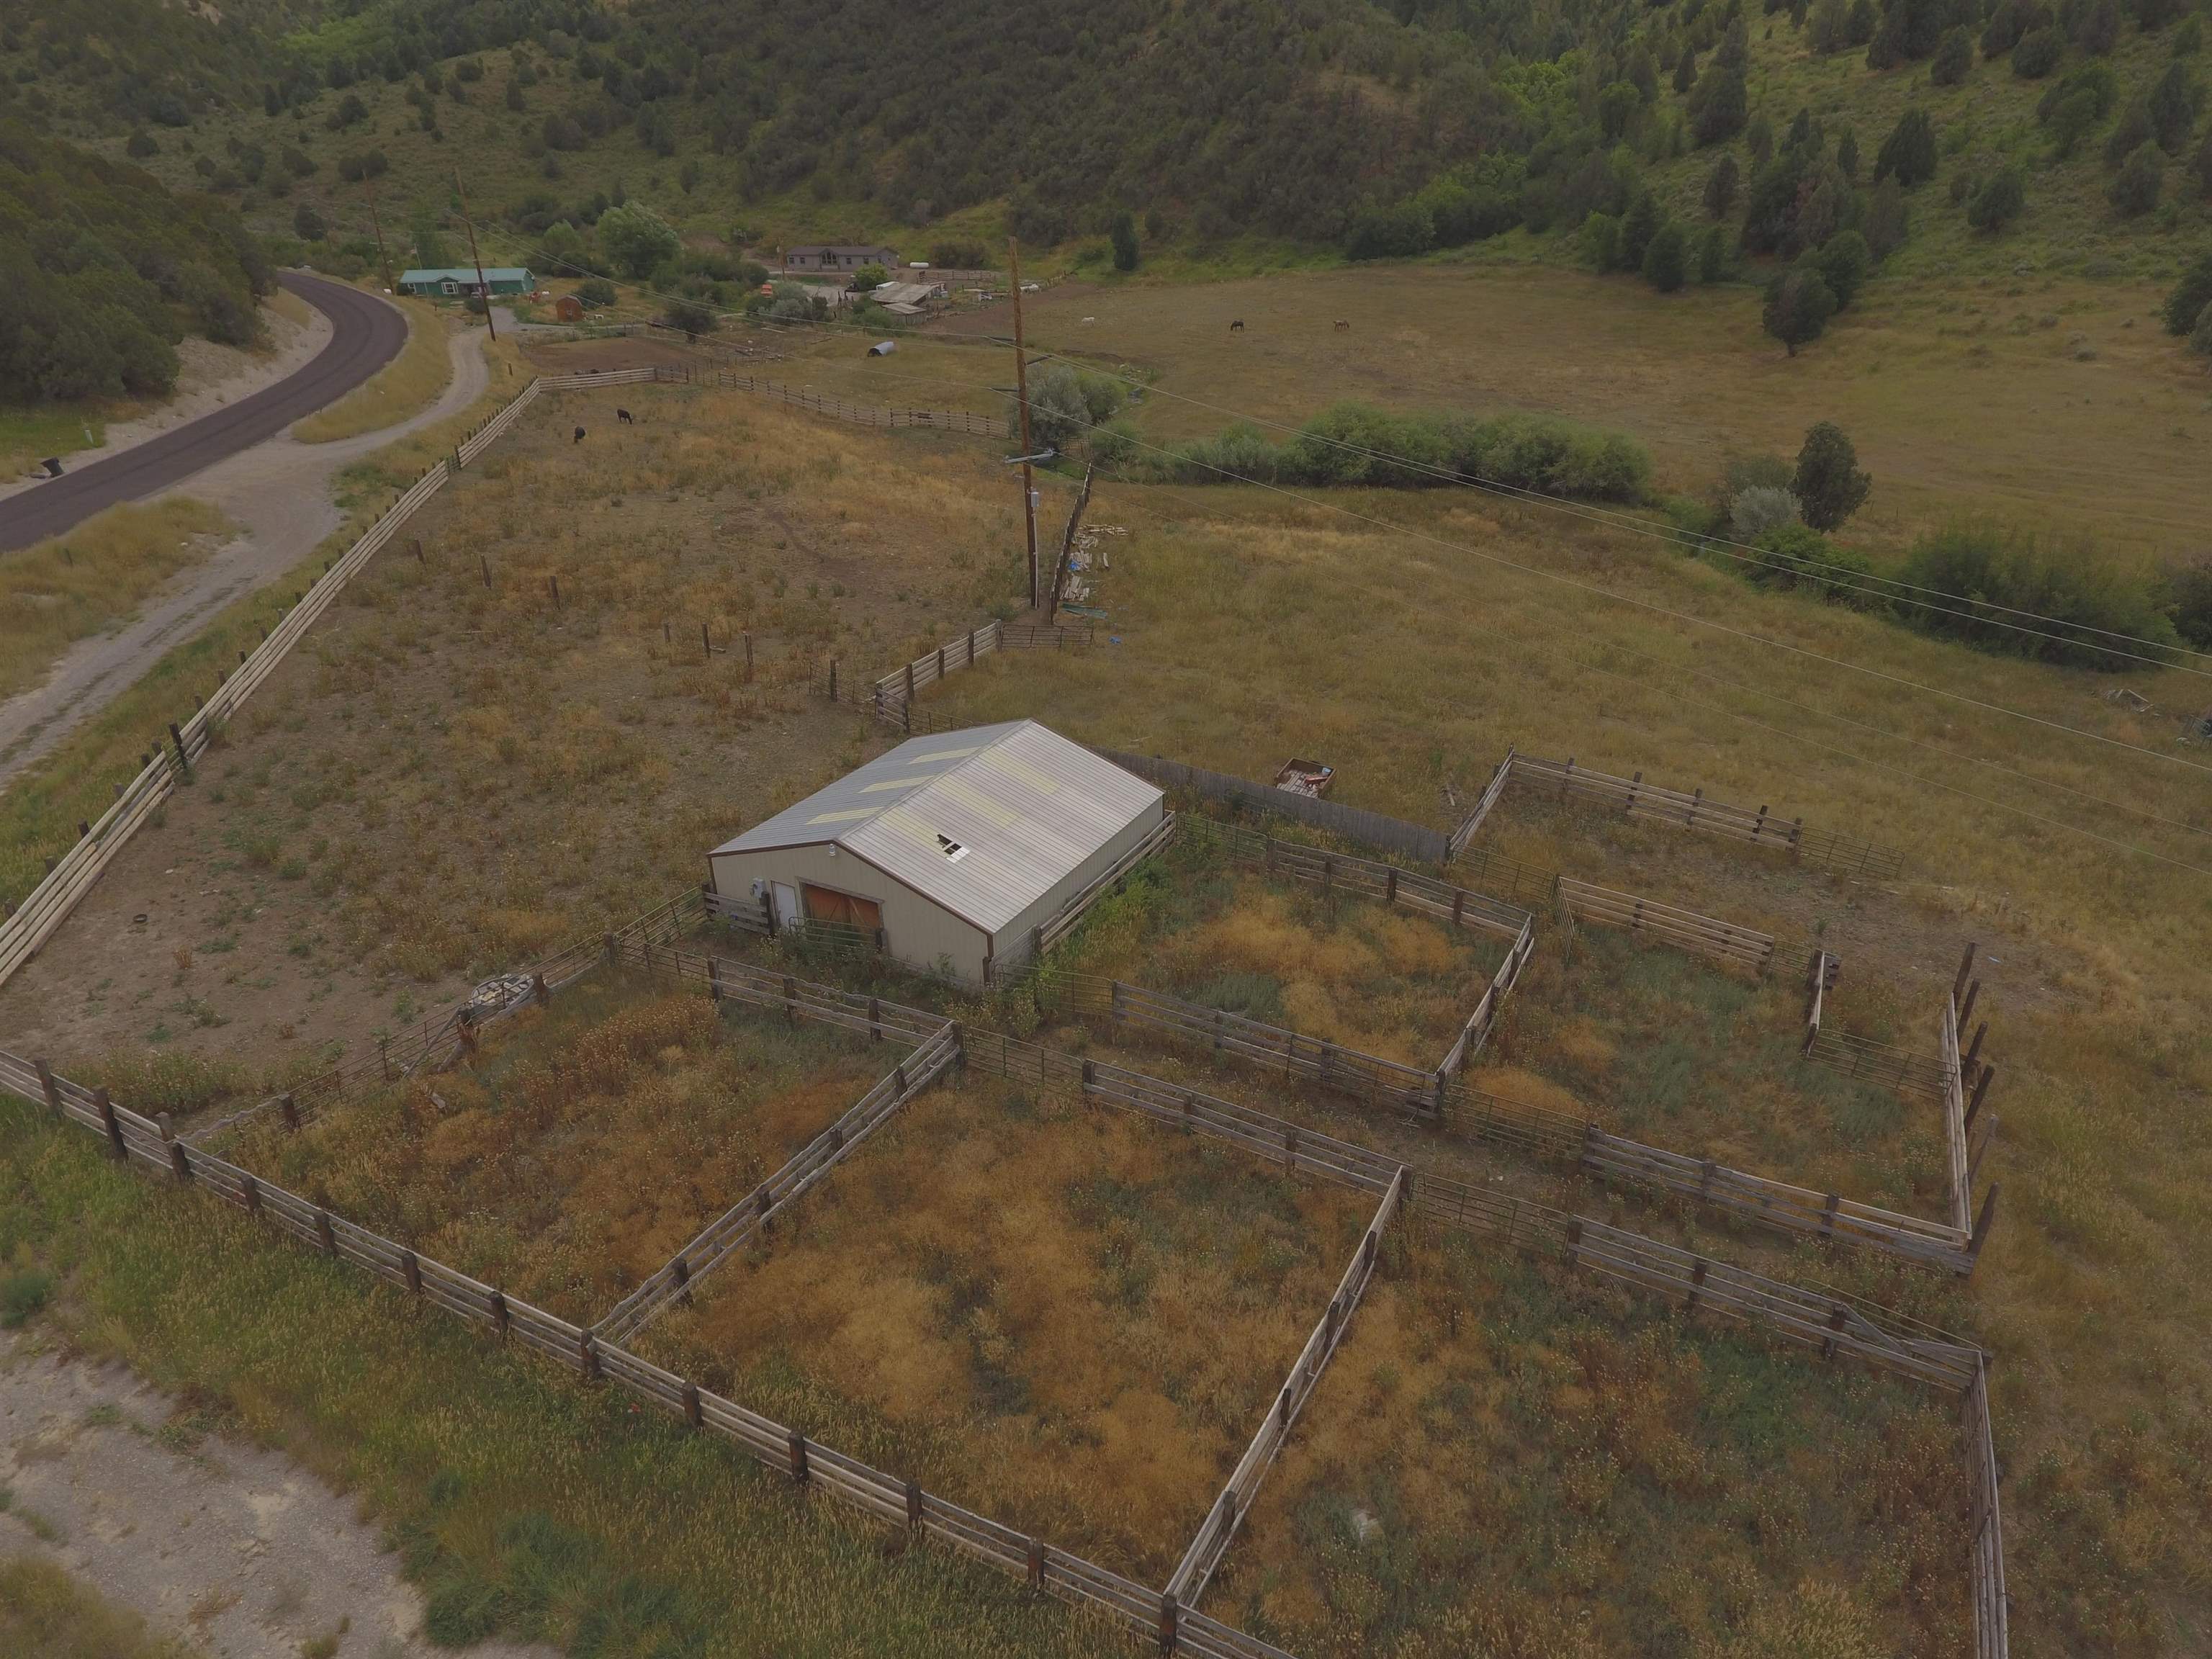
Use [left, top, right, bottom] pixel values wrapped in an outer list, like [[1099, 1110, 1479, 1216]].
[[711, 721, 1163, 934]]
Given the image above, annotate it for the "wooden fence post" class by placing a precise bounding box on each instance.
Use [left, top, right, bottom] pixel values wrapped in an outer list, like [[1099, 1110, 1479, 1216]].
[[95, 1087, 124, 1159], [1158, 1593, 1179, 1655], [280, 1092, 300, 1131], [1953, 943, 1978, 1007], [683, 1382, 703, 1429], [1025, 1537, 1045, 1591], [403, 1249, 422, 1294], [315, 1208, 337, 1256], [35, 1059, 60, 1118], [241, 1172, 262, 1215], [788, 1429, 810, 1483], [905, 1480, 924, 1532]]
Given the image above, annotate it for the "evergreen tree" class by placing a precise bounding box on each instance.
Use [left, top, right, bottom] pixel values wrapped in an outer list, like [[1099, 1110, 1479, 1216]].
[[2109, 141, 2164, 212], [1620, 189, 1665, 266], [1699, 223, 1732, 280], [1815, 229, 1872, 303], [1691, 63, 1750, 144], [1642, 220, 1690, 289], [1931, 27, 1974, 83], [1704, 153, 1743, 216], [1793, 421, 1871, 529], [2146, 63, 2203, 153], [1966, 165, 2028, 228], [1764, 266, 1839, 353], [1836, 125, 1861, 179], [1110, 210, 1139, 271], [1875, 108, 1941, 184]]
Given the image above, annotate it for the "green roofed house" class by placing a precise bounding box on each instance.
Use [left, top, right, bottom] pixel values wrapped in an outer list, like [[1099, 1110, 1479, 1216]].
[[396, 266, 534, 298]]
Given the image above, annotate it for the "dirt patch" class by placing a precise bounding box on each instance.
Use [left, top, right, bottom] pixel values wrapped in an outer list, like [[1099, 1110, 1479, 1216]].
[[0, 1331, 557, 1659]]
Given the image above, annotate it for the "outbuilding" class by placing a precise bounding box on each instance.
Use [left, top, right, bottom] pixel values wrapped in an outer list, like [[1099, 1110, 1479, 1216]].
[[706, 721, 1166, 984]]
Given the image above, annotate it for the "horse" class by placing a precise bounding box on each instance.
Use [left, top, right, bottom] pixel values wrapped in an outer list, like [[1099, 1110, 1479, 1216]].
[[1334, 320, 1350, 331], [572, 426, 586, 444], [1229, 319, 1244, 332], [616, 408, 634, 424]]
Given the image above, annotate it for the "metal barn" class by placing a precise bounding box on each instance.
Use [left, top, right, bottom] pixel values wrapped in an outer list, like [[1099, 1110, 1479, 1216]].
[[706, 721, 1166, 984]]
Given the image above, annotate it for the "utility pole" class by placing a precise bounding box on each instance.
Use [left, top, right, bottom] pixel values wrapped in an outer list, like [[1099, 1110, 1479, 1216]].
[[1007, 235, 1038, 611], [364, 177, 393, 292], [1045, 463, 1096, 626], [454, 169, 498, 341]]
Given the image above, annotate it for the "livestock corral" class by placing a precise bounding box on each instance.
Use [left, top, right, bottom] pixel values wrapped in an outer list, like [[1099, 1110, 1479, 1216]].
[[0, 351, 2046, 1659]]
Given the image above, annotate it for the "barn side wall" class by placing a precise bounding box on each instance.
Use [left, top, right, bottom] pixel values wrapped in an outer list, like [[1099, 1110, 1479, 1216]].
[[707, 843, 990, 981]]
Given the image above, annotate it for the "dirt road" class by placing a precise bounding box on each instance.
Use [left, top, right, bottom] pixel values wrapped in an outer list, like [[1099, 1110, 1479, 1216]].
[[0, 1332, 555, 1659], [0, 325, 493, 787], [0, 275, 407, 554]]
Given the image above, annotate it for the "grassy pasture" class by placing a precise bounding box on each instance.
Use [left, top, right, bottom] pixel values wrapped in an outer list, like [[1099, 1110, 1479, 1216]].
[[0, 1557, 197, 1659], [915, 264, 2212, 555], [637, 1064, 1379, 1581], [223, 974, 894, 1323], [1211, 1234, 1972, 1659]]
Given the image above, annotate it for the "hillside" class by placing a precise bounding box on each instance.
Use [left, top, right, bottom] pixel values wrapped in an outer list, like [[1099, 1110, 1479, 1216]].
[[3, 0, 2200, 294], [0, 122, 273, 403]]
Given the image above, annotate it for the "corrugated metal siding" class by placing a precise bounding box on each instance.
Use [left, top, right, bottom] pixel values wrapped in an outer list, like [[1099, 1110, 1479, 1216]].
[[706, 842, 989, 980], [709, 722, 1164, 937], [842, 723, 1163, 934], [992, 796, 1169, 974]]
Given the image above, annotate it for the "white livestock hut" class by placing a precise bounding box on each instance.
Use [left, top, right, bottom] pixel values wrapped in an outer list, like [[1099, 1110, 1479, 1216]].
[[706, 721, 1166, 984]]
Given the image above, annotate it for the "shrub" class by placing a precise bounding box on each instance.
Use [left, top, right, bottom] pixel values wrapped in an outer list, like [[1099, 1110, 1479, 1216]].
[[1344, 198, 1436, 259], [659, 298, 716, 336], [1732, 485, 1802, 539], [2196, 132, 2212, 197], [1876, 109, 1940, 184], [2192, 300, 2212, 356], [2173, 256, 2212, 334], [1159, 403, 1650, 500], [125, 129, 158, 158], [2013, 27, 2064, 76], [576, 276, 617, 307], [2108, 142, 2164, 213], [1967, 166, 2028, 228], [2104, 99, 2156, 168], [1899, 522, 2183, 667], [1583, 210, 1624, 271], [1793, 421, 1873, 529], [1864, 178, 1911, 257], [2172, 561, 2212, 647], [596, 202, 679, 277], [1691, 64, 1750, 145], [2146, 63, 2203, 153], [1751, 522, 1883, 606], [1699, 224, 1731, 281], [0, 1269, 53, 1329], [1931, 27, 1974, 83]]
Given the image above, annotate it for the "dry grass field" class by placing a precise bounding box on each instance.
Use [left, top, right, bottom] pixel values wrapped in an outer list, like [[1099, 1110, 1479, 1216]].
[[0, 373, 1022, 1077], [638, 1066, 1376, 1582], [1, 342, 2208, 1651], [1212, 1234, 1972, 1659], [220, 974, 894, 1323], [1041, 839, 1509, 1066]]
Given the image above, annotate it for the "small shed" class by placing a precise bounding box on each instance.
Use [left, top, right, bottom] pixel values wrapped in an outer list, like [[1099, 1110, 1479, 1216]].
[[706, 721, 1165, 984], [554, 294, 585, 323]]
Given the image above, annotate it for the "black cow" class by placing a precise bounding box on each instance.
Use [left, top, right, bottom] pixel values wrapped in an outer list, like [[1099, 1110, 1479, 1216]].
[[572, 426, 586, 444], [617, 408, 634, 424]]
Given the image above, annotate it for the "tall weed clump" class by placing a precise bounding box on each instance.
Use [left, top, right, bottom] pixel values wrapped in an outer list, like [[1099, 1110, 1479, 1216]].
[[1154, 402, 1652, 502]]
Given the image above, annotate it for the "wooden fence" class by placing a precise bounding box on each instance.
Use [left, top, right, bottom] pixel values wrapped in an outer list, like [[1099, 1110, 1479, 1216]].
[[645, 364, 1007, 439], [1035, 971, 1449, 1118], [0, 458, 454, 992], [1188, 818, 1529, 941], [1435, 916, 1538, 1076], [1556, 877, 1776, 972], [0, 1047, 1289, 1659], [455, 376, 545, 464], [1489, 753, 1906, 880], [1031, 814, 1181, 962], [1169, 1170, 1406, 1611], [594, 1020, 962, 1344], [1446, 747, 1515, 858], [1967, 1357, 2009, 1659], [1097, 753, 1451, 864]]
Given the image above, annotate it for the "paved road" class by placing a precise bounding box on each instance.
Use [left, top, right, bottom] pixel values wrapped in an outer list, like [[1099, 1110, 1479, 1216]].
[[0, 271, 407, 552]]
